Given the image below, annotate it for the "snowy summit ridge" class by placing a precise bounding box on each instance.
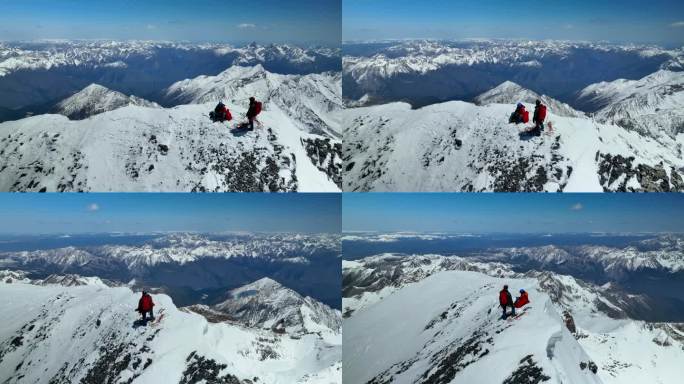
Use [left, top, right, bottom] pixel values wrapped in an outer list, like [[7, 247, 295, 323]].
[[53, 83, 160, 120]]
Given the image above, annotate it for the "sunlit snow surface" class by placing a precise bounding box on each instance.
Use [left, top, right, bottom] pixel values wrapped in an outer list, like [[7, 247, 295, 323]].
[[343, 257, 684, 384], [0, 279, 341, 384]]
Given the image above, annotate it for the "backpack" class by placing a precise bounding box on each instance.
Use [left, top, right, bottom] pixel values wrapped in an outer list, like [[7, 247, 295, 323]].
[[255, 101, 262, 115], [522, 110, 529, 124], [224, 108, 232, 121], [537, 105, 547, 122]]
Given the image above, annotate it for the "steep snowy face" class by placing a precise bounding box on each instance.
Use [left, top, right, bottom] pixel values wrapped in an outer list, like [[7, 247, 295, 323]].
[[163, 65, 343, 138], [205, 277, 342, 334], [53, 83, 160, 120], [0, 99, 341, 191], [577, 70, 684, 139], [344, 270, 603, 384], [343, 257, 684, 384], [343, 40, 682, 106], [0, 233, 340, 271], [342, 254, 515, 317], [0, 282, 341, 384], [343, 101, 683, 192], [474, 81, 585, 118]]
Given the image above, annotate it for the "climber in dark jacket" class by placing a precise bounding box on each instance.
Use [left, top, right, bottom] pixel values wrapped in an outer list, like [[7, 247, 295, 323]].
[[137, 291, 155, 322], [499, 285, 515, 319]]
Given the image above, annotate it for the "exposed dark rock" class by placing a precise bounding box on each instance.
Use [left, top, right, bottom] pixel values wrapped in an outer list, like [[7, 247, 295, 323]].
[[301, 137, 342, 188], [180, 351, 244, 384], [502, 355, 550, 384], [563, 311, 577, 334]]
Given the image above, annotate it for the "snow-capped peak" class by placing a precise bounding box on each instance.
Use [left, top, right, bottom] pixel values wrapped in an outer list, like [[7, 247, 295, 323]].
[[209, 278, 342, 335], [474, 81, 584, 118], [163, 64, 342, 138], [0, 280, 341, 383], [577, 69, 684, 139], [53, 83, 160, 120]]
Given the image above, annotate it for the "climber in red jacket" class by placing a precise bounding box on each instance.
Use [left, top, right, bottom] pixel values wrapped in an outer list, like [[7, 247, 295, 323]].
[[137, 291, 155, 322], [499, 285, 516, 319], [246, 97, 262, 131], [532, 99, 547, 136], [509, 103, 529, 124], [514, 289, 530, 308]]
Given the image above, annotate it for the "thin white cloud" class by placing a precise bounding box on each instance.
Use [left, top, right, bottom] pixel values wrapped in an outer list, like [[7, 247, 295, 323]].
[[670, 21, 684, 28], [570, 203, 583, 211], [237, 23, 256, 29], [146, 24, 157, 30], [87, 203, 100, 212]]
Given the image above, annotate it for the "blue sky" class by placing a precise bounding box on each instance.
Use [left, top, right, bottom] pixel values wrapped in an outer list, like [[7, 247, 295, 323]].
[[0, 194, 341, 234], [0, 0, 341, 45], [343, 193, 684, 233], [344, 0, 684, 46]]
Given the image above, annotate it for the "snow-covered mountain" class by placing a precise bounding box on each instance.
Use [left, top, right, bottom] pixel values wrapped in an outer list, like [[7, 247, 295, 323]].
[[577, 70, 684, 140], [344, 270, 603, 384], [0, 233, 340, 271], [0, 66, 342, 192], [485, 242, 684, 278], [187, 277, 341, 335], [0, 40, 340, 78], [0, 280, 341, 383], [53, 83, 160, 120], [474, 81, 585, 118], [343, 256, 684, 384], [343, 40, 683, 106], [343, 100, 683, 192], [163, 65, 342, 138], [0, 40, 340, 117]]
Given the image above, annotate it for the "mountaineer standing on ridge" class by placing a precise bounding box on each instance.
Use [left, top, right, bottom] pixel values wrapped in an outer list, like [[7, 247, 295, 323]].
[[137, 291, 155, 323], [499, 285, 515, 319], [532, 99, 547, 136], [246, 97, 262, 131]]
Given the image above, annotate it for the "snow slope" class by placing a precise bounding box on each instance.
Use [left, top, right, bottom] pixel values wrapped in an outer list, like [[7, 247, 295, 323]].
[[0, 280, 341, 384], [163, 65, 342, 138], [205, 277, 342, 335], [343, 256, 684, 384], [343, 270, 602, 384], [343, 100, 683, 192], [0, 100, 340, 192], [53, 83, 160, 120], [577, 70, 684, 140], [475, 81, 585, 118]]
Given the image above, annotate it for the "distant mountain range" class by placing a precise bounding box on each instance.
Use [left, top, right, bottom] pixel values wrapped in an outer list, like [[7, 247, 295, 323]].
[[0, 40, 341, 117], [0, 232, 342, 309]]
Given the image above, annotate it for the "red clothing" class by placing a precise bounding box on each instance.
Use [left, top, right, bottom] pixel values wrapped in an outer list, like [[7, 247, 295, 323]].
[[499, 289, 509, 305], [514, 292, 529, 308], [534, 104, 547, 123], [138, 294, 154, 312]]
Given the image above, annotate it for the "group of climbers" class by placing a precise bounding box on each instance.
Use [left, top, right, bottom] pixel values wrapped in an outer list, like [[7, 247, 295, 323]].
[[509, 99, 547, 137], [209, 97, 262, 130], [498, 285, 530, 320]]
